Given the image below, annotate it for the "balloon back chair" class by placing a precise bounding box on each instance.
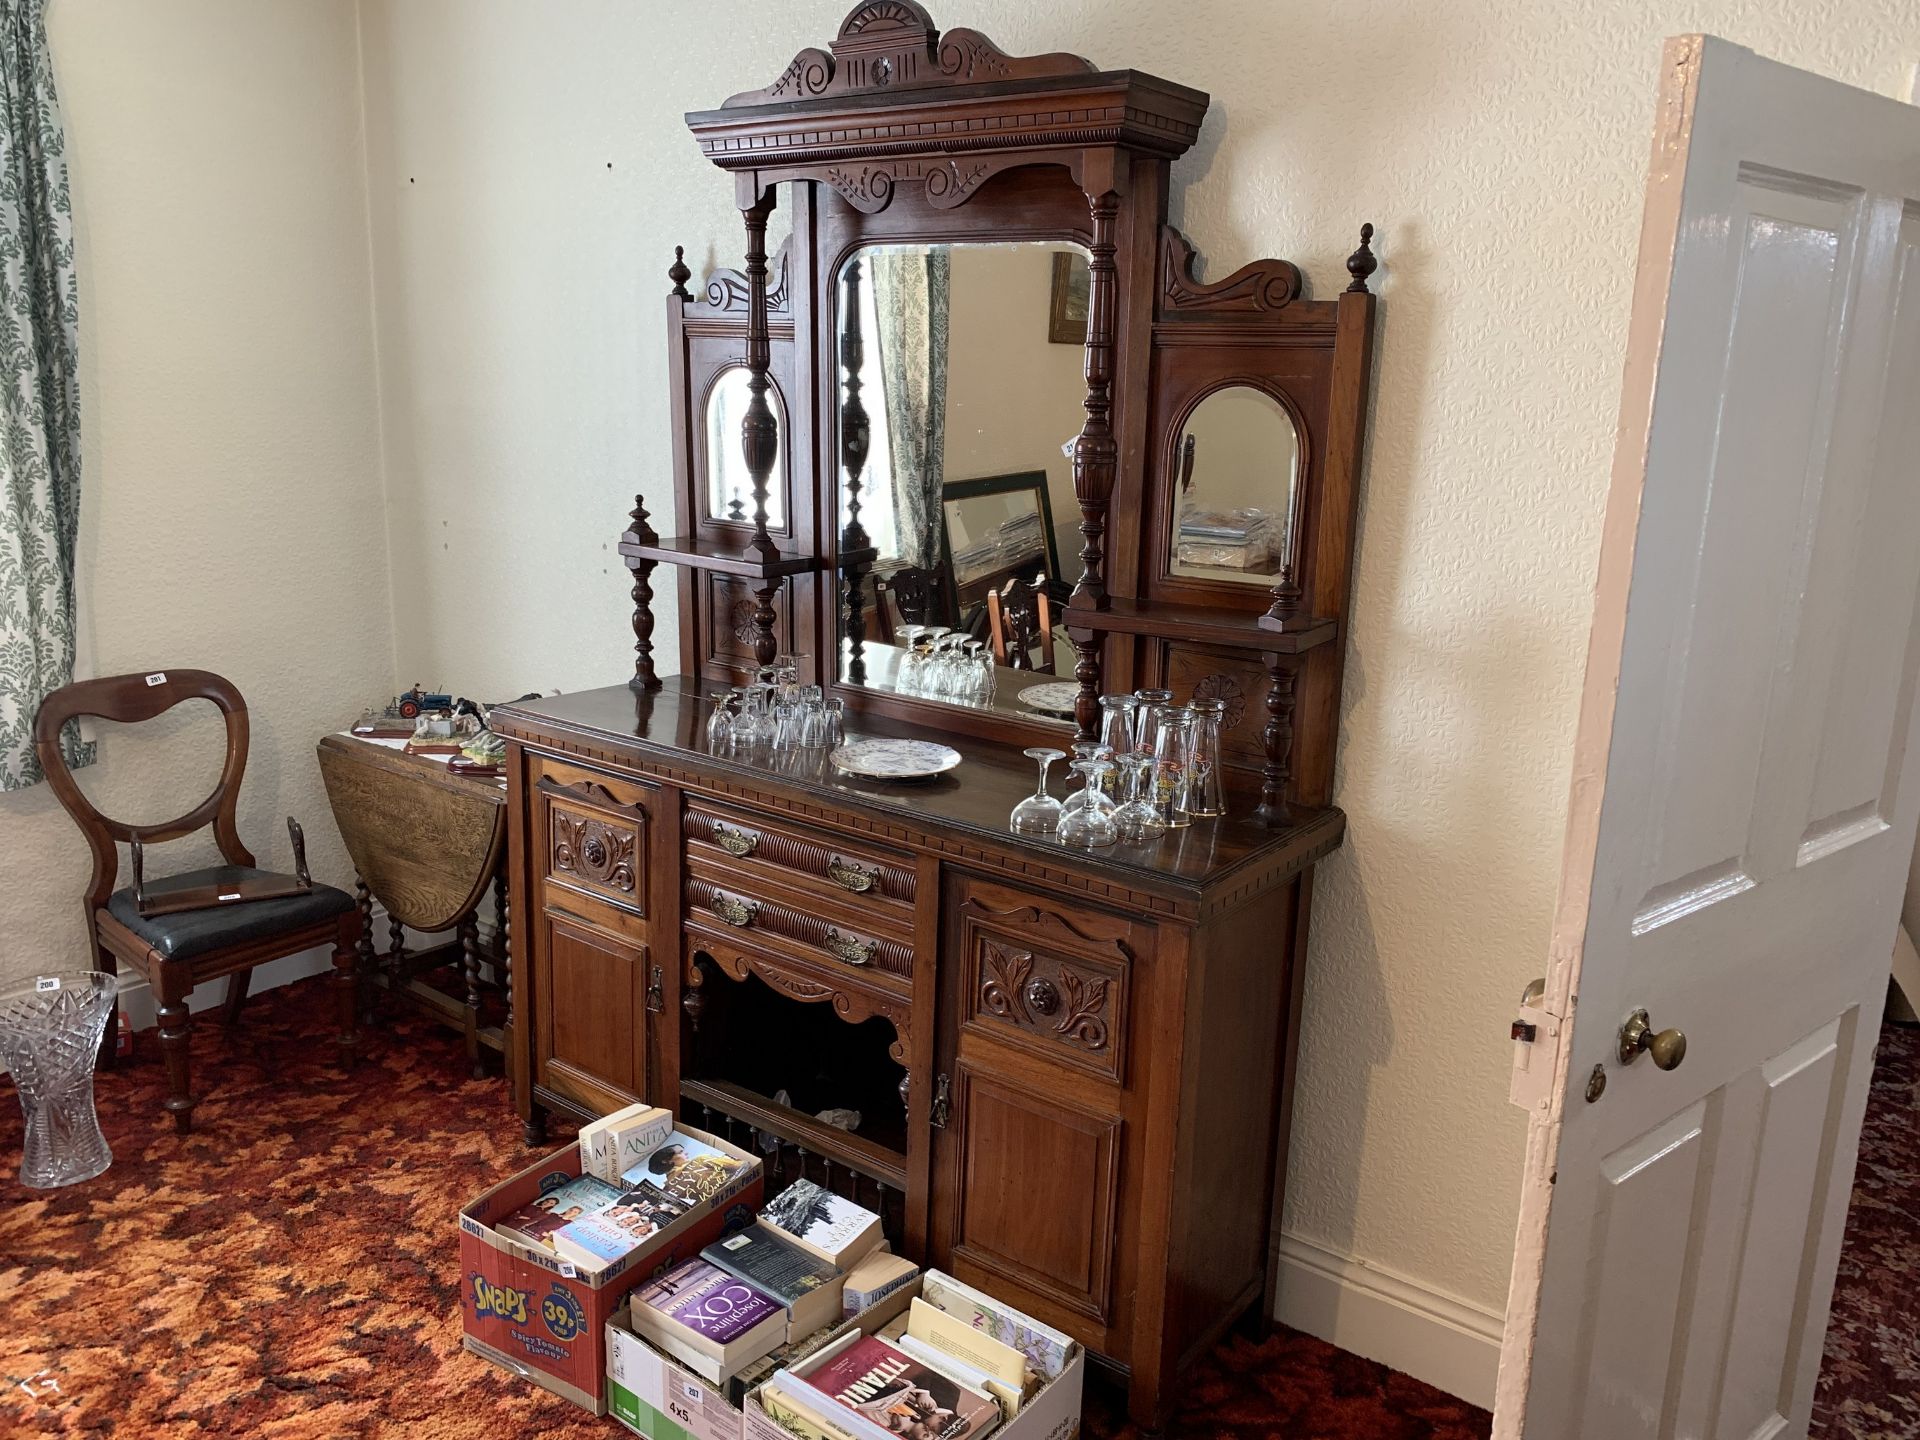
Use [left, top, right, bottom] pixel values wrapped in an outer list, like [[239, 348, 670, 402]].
[[33, 669, 359, 1134]]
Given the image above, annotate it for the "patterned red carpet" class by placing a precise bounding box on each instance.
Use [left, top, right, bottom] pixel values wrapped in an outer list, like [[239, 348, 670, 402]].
[[1813, 1015, 1919, 1439], [0, 973, 1905, 1438]]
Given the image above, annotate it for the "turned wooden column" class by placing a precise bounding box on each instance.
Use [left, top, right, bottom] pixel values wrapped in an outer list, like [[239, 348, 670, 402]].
[[1255, 654, 1299, 826], [839, 256, 876, 685], [1069, 182, 1121, 740], [626, 494, 662, 691], [738, 186, 782, 667]]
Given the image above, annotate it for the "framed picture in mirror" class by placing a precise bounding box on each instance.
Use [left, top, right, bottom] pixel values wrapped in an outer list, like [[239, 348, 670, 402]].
[[937, 470, 1061, 624], [1048, 251, 1090, 344]]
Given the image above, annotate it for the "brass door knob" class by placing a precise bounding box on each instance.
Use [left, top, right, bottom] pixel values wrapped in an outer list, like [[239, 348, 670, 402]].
[[1618, 1008, 1687, 1070]]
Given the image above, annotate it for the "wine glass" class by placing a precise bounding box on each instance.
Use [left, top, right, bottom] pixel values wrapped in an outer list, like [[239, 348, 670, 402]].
[[895, 625, 924, 692], [1060, 742, 1117, 820], [1112, 753, 1167, 842], [1056, 759, 1119, 848], [1010, 747, 1066, 835], [705, 690, 736, 750]]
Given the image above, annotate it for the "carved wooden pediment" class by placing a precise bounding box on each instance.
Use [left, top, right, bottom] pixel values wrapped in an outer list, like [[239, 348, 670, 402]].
[[1159, 226, 1303, 317], [723, 1, 1094, 108]]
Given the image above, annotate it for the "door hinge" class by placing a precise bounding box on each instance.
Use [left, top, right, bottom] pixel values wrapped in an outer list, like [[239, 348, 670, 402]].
[[1508, 977, 1565, 1113], [646, 964, 665, 1014], [929, 1073, 952, 1130]]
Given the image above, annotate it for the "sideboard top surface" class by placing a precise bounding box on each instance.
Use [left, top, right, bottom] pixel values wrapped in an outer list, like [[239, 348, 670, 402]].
[[492, 678, 1342, 912]]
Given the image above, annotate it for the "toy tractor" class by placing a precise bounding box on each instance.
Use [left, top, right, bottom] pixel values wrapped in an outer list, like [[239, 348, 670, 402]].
[[388, 683, 455, 720]]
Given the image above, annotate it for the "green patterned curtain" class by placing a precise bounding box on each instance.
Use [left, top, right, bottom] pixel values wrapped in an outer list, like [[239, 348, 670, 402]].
[[0, 0, 84, 789]]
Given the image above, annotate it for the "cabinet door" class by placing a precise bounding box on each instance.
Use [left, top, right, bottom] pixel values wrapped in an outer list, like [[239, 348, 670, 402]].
[[529, 758, 660, 1117], [536, 911, 653, 1114], [930, 875, 1149, 1347]]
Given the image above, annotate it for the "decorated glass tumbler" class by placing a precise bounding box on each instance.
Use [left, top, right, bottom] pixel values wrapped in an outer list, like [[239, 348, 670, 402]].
[[0, 971, 117, 1188]]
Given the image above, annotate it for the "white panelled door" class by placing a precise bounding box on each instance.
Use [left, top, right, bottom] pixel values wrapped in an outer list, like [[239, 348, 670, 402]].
[[1497, 37, 1920, 1440]]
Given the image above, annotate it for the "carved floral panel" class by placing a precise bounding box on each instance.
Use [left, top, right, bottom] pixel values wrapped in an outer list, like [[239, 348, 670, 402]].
[[970, 932, 1126, 1083]]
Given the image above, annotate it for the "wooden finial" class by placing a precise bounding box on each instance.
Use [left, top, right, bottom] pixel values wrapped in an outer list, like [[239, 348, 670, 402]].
[[669, 245, 692, 300], [630, 493, 658, 545], [1345, 223, 1377, 294]]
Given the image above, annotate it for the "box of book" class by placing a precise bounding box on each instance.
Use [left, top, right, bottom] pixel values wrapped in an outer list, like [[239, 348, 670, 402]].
[[740, 1271, 1084, 1440], [606, 1294, 867, 1440], [459, 1123, 762, 1414]]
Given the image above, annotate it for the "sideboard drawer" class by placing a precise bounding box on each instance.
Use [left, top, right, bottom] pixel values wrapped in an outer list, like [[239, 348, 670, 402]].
[[685, 873, 913, 981], [683, 800, 915, 936], [951, 877, 1144, 1087], [533, 757, 653, 922]]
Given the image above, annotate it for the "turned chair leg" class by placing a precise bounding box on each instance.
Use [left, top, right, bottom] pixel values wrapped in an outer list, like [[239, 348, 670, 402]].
[[332, 914, 359, 1070], [460, 915, 484, 1080], [156, 981, 195, 1136], [221, 968, 252, 1028]]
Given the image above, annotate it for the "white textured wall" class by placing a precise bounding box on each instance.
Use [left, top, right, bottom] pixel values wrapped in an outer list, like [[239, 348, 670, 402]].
[[0, 0, 390, 994]]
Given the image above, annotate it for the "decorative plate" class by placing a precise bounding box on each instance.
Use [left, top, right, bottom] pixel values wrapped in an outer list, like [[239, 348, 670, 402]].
[[830, 738, 962, 781], [1016, 682, 1080, 716]]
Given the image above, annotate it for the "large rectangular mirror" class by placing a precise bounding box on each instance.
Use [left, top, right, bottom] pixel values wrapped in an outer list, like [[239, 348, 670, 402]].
[[834, 239, 1087, 726]]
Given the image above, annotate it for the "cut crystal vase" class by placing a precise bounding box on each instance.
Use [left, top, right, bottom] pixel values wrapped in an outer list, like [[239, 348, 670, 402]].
[[0, 971, 117, 1189]]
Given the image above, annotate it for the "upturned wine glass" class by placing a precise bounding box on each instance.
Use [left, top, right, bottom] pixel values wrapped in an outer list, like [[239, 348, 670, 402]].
[[1056, 759, 1119, 848], [1060, 741, 1118, 820], [1010, 747, 1067, 835], [1112, 753, 1167, 842], [705, 690, 736, 750]]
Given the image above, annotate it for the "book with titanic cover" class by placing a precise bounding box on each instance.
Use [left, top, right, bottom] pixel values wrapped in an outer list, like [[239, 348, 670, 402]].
[[809, 1335, 1000, 1440], [621, 1130, 751, 1206]]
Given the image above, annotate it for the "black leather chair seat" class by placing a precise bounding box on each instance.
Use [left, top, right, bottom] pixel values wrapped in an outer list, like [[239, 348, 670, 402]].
[[106, 866, 355, 961]]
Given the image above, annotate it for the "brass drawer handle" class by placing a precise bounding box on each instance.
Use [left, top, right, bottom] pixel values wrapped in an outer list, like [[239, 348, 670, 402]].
[[824, 929, 878, 966], [713, 823, 758, 858], [712, 894, 759, 927], [828, 857, 877, 893]]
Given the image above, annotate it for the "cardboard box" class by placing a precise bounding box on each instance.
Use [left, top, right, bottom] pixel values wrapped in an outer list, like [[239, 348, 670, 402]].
[[609, 1275, 1084, 1440], [460, 1126, 763, 1413]]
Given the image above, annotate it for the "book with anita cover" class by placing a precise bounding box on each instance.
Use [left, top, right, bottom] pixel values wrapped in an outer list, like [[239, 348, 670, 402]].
[[623, 1130, 753, 1205]]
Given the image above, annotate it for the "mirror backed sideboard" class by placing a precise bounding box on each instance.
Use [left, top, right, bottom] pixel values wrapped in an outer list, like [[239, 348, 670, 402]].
[[489, 4, 1378, 1428]]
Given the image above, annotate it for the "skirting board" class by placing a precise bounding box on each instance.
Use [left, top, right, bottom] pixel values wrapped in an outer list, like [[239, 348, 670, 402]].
[[1273, 1232, 1503, 1410]]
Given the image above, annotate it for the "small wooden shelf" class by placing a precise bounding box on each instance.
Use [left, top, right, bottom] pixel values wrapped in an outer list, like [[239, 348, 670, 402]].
[[1064, 598, 1338, 654], [617, 534, 822, 579], [680, 1076, 908, 1189]]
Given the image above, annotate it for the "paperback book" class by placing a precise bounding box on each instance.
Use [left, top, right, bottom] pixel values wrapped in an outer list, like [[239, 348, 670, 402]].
[[703, 1225, 840, 1304], [906, 1298, 1029, 1391], [630, 1258, 787, 1384], [550, 1181, 689, 1270], [580, 1102, 676, 1185], [495, 1174, 623, 1251], [704, 1223, 845, 1338], [760, 1179, 883, 1268], [842, 1250, 919, 1318], [805, 1334, 1001, 1440], [918, 1270, 1073, 1384], [623, 1130, 753, 1205]]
